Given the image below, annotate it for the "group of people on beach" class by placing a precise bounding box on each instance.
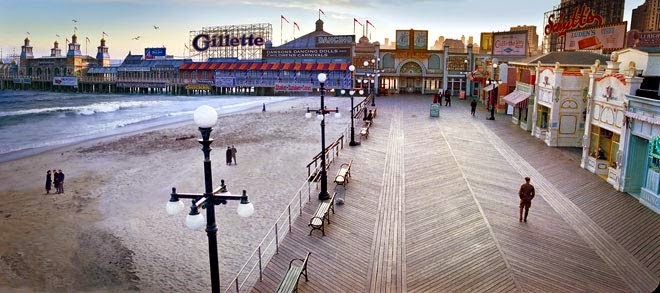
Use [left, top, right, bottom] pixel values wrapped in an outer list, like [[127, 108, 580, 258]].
[[226, 145, 238, 165], [45, 169, 65, 194]]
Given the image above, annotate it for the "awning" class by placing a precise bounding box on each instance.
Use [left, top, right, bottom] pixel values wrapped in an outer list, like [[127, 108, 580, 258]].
[[503, 91, 531, 108], [483, 84, 498, 92]]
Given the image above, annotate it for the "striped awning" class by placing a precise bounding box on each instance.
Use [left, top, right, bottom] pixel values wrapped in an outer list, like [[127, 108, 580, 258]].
[[503, 91, 531, 108], [179, 62, 349, 71]]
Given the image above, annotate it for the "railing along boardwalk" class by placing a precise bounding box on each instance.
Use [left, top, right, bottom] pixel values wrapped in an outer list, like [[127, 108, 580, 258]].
[[253, 95, 659, 292]]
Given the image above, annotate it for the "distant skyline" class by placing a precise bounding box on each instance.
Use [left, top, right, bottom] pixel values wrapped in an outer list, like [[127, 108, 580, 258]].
[[0, 0, 646, 60]]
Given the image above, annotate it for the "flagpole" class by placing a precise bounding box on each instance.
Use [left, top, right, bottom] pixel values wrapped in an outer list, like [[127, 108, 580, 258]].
[[280, 17, 283, 45], [366, 20, 369, 38]]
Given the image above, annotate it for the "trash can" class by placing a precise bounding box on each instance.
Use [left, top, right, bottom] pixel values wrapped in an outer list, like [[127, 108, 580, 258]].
[[430, 103, 440, 117]]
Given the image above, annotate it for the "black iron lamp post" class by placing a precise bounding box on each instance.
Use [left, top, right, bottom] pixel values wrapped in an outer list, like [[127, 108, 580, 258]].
[[487, 78, 500, 120], [166, 105, 255, 293], [305, 73, 340, 200], [344, 65, 360, 146]]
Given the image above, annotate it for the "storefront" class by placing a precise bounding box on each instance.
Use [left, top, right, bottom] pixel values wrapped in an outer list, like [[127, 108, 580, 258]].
[[534, 65, 589, 147], [581, 60, 643, 188], [503, 82, 533, 129], [620, 95, 660, 214]]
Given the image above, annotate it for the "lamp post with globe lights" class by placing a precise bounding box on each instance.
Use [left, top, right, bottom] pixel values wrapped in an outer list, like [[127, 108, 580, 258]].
[[487, 61, 501, 120], [165, 105, 255, 293], [305, 73, 340, 200], [344, 64, 360, 146]]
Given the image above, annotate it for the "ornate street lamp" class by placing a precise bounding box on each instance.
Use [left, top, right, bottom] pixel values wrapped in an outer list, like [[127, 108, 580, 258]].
[[166, 105, 255, 293], [344, 65, 360, 146], [305, 73, 340, 200]]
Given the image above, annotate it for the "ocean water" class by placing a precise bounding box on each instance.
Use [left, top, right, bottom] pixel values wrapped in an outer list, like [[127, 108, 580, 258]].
[[0, 91, 295, 160]]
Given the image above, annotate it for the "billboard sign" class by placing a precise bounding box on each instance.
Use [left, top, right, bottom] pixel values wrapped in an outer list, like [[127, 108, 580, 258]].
[[413, 30, 428, 50], [493, 32, 527, 56], [12, 78, 31, 84], [627, 29, 660, 48], [214, 76, 235, 87], [544, 4, 604, 37], [145, 47, 166, 60], [480, 33, 493, 53], [53, 77, 78, 87], [274, 83, 313, 92], [565, 23, 626, 51], [263, 48, 350, 58], [315, 35, 355, 47], [396, 30, 410, 50]]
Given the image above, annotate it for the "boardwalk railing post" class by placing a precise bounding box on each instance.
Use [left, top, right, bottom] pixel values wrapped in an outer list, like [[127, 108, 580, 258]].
[[258, 246, 263, 281], [299, 190, 303, 215], [235, 278, 239, 292], [275, 223, 279, 255], [288, 205, 292, 232]]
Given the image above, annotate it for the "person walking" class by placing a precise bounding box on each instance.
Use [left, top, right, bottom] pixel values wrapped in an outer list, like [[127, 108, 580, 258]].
[[444, 89, 451, 107], [57, 169, 65, 194], [226, 146, 232, 166], [45, 170, 52, 194], [53, 170, 61, 194], [518, 177, 535, 222], [470, 99, 477, 116], [231, 145, 237, 165]]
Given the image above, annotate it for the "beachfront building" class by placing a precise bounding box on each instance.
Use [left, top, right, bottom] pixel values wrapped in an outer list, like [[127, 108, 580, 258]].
[[581, 56, 643, 188], [523, 52, 609, 147]]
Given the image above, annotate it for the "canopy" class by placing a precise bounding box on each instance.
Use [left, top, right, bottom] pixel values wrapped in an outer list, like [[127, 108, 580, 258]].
[[503, 91, 531, 108]]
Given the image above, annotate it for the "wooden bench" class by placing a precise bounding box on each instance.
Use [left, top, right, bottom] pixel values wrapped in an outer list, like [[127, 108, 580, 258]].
[[334, 160, 353, 189], [276, 252, 311, 293], [308, 192, 336, 236], [359, 121, 371, 140]]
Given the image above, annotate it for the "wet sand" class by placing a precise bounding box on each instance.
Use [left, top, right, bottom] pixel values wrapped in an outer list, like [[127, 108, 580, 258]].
[[0, 96, 352, 292]]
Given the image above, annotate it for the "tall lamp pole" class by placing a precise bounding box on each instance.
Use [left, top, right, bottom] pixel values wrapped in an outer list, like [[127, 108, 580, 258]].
[[166, 105, 255, 293], [346, 65, 360, 146], [306, 73, 340, 200]]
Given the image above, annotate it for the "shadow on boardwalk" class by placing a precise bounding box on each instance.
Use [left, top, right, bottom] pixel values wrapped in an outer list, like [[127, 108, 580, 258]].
[[252, 95, 660, 293]]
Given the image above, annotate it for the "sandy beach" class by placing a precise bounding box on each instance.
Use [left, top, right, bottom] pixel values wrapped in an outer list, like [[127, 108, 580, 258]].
[[0, 95, 354, 292]]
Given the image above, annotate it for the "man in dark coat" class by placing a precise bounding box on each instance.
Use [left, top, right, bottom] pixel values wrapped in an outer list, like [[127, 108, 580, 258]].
[[57, 169, 65, 194], [470, 99, 477, 116], [226, 146, 232, 165], [444, 90, 451, 106], [53, 170, 61, 194], [518, 177, 535, 222]]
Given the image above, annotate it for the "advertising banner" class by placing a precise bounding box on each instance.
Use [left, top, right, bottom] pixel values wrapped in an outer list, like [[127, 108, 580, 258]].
[[12, 78, 31, 84], [396, 30, 410, 50], [185, 84, 212, 91], [413, 30, 428, 50], [565, 23, 626, 51], [480, 33, 493, 54], [145, 47, 166, 60], [263, 48, 350, 58], [493, 32, 528, 56], [315, 35, 355, 47], [53, 77, 78, 87], [627, 29, 660, 48], [214, 76, 235, 87], [274, 83, 313, 92]]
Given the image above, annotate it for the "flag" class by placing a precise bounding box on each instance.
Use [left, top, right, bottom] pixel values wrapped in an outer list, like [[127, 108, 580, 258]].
[[66, 38, 70, 43], [281, 15, 290, 24], [85, 36, 90, 43], [367, 20, 375, 29], [184, 44, 189, 49], [319, 9, 325, 16], [353, 18, 362, 26], [74, 26, 78, 32], [294, 22, 300, 31], [26, 32, 30, 36], [56, 34, 61, 38], [102, 31, 109, 37]]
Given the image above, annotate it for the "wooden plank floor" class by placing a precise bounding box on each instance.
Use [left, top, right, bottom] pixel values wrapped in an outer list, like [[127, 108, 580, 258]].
[[252, 95, 660, 292]]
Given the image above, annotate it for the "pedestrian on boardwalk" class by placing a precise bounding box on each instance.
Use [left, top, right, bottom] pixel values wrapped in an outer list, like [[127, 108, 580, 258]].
[[45, 170, 52, 194], [57, 169, 65, 194], [231, 145, 237, 165], [444, 90, 451, 106], [225, 146, 232, 166], [53, 169, 61, 194], [518, 177, 535, 222], [470, 99, 477, 116]]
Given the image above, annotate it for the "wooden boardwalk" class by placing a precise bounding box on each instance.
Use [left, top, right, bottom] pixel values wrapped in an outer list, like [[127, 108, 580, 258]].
[[253, 95, 660, 292]]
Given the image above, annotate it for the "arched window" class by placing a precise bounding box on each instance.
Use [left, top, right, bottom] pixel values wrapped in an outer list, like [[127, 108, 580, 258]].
[[428, 54, 442, 69], [382, 54, 395, 68], [400, 62, 423, 75]]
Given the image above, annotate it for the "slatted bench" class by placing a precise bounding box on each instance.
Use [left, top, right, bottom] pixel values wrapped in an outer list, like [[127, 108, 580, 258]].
[[334, 160, 353, 190], [360, 121, 371, 140], [276, 252, 311, 293], [308, 192, 336, 236]]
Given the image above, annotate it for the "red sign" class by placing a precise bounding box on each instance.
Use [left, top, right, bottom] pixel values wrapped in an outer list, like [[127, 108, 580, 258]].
[[544, 4, 603, 37]]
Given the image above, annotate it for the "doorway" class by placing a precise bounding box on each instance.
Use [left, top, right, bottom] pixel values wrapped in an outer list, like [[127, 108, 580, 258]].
[[625, 135, 649, 195]]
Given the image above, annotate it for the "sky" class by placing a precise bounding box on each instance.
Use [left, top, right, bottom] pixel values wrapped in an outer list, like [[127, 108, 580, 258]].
[[0, 0, 646, 61]]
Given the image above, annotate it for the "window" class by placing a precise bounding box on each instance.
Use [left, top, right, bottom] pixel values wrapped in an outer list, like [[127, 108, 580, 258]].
[[537, 105, 549, 129], [589, 125, 620, 168]]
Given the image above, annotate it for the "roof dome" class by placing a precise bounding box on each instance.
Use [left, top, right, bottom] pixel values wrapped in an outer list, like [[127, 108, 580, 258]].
[[24, 37, 29, 42]]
